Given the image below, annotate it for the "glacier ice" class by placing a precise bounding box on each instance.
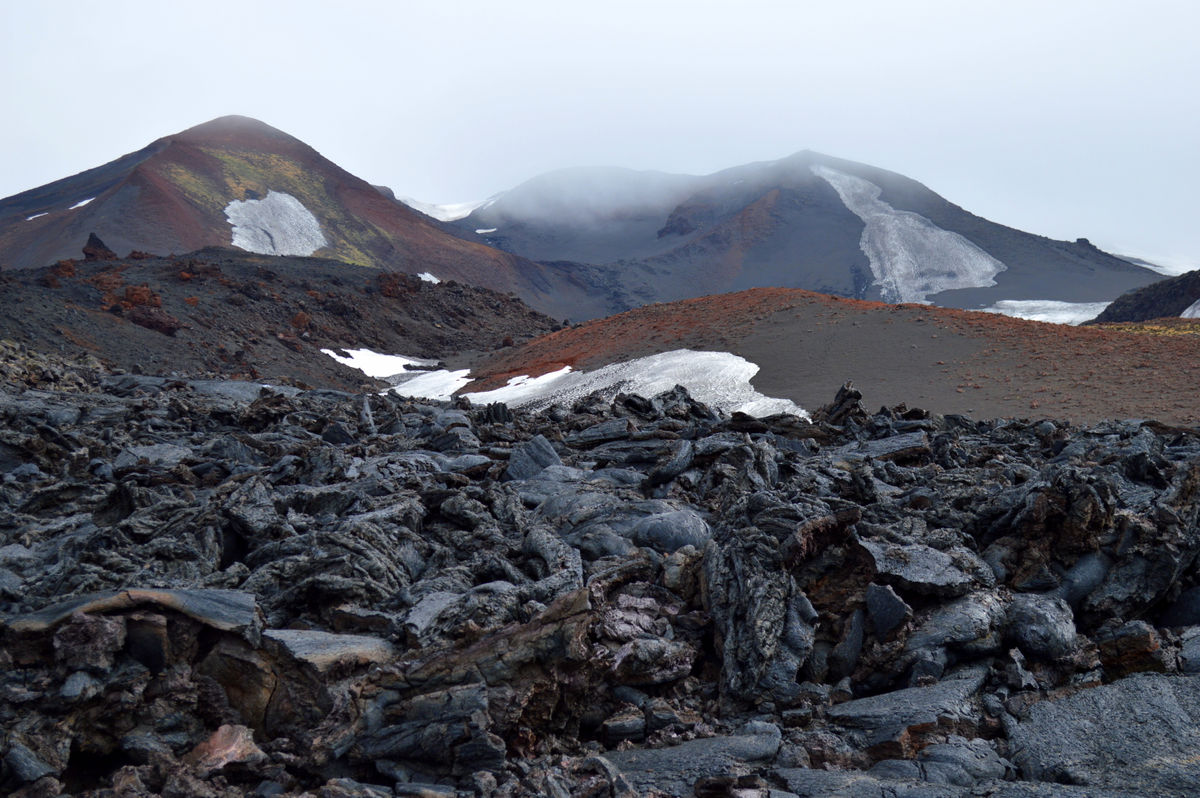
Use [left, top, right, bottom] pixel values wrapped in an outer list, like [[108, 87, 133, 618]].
[[225, 191, 327, 256], [813, 165, 1005, 303], [980, 300, 1111, 325]]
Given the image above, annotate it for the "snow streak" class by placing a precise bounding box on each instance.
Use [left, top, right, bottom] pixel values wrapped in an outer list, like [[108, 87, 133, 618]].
[[813, 166, 1005, 303]]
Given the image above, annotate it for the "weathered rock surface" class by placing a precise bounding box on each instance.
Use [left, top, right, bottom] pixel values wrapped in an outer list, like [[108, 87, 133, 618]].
[[2, 357, 1200, 796]]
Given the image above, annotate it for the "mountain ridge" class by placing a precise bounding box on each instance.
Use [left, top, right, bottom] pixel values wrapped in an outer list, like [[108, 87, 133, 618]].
[[0, 116, 613, 321], [448, 149, 1159, 314]]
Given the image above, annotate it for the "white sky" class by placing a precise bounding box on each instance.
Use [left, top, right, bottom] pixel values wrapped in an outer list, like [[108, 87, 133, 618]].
[[2, 1, 1197, 267]]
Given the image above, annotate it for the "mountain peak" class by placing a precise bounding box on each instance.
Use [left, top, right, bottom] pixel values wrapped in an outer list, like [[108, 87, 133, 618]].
[[168, 115, 307, 152]]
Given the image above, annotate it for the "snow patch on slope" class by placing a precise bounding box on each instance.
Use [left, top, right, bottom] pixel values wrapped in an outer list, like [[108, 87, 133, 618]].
[[320, 348, 470, 401], [813, 165, 1005, 303], [980, 300, 1111, 325], [418, 272, 441, 284], [321, 348, 806, 418], [225, 191, 327, 256], [1181, 299, 1200, 318], [321, 348, 435, 378], [68, 197, 95, 210], [463, 350, 807, 418], [397, 196, 493, 222], [25, 212, 48, 221]]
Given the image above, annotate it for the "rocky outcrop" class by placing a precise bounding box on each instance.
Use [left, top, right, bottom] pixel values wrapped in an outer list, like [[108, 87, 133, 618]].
[[82, 232, 118, 261], [3, 360, 1200, 796], [1088, 268, 1200, 323]]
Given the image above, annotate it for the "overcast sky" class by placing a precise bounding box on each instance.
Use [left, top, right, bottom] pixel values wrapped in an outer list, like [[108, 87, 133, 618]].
[[3, 1, 1197, 267]]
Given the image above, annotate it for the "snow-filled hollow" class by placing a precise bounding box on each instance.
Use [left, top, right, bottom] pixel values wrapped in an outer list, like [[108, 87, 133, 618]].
[[979, 300, 1111, 325], [225, 191, 327, 256], [813, 165, 1005, 303]]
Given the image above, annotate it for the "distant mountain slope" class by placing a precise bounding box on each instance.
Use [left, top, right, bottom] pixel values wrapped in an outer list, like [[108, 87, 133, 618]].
[[1088, 269, 1200, 323], [0, 245, 560, 389], [0, 116, 609, 320], [465, 287, 1200, 425], [451, 151, 1160, 314]]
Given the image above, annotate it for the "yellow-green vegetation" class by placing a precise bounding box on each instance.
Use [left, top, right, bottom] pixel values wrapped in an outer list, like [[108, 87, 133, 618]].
[[171, 147, 388, 267], [159, 163, 228, 214], [1095, 319, 1200, 337]]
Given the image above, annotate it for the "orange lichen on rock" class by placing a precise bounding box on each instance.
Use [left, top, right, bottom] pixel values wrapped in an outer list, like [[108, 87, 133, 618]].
[[123, 284, 162, 308]]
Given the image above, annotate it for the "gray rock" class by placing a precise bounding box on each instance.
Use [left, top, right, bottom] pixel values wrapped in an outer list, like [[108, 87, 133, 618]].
[[359, 683, 505, 774], [1056, 552, 1112, 607], [113, 442, 191, 470], [827, 665, 988, 753], [834, 431, 931, 463], [566, 418, 634, 447], [0, 566, 21, 598], [60, 670, 100, 700], [1006, 673, 1200, 792], [630, 509, 711, 553], [830, 609, 866, 679], [904, 592, 1006, 662], [773, 768, 961, 797], [3, 741, 57, 783], [1180, 631, 1200, 674], [866, 583, 911, 639], [6, 588, 261, 641], [505, 434, 562, 480], [1004, 593, 1077, 660], [918, 736, 1008, 784], [264, 629, 396, 673], [602, 721, 780, 796], [859, 538, 994, 598]]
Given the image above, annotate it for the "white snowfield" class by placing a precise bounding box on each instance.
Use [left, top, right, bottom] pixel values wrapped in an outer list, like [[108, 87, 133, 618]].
[[68, 197, 95, 210], [25, 212, 48, 221], [321, 347, 807, 419], [475, 228, 498, 235], [224, 191, 327, 256], [980, 300, 1111, 326], [1182, 299, 1200, 318], [320, 348, 470, 402], [418, 272, 441, 284], [396, 196, 493, 222], [812, 166, 1005, 303]]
